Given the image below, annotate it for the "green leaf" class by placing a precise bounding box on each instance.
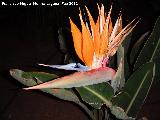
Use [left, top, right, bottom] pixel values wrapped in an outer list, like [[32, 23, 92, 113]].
[[76, 83, 114, 109], [10, 69, 80, 102], [22, 71, 58, 82], [112, 92, 131, 111], [110, 92, 132, 119], [124, 62, 155, 117], [134, 16, 160, 85], [130, 31, 149, 65]]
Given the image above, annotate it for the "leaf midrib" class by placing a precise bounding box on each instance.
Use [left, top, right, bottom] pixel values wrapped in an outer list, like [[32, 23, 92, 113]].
[[125, 71, 149, 114]]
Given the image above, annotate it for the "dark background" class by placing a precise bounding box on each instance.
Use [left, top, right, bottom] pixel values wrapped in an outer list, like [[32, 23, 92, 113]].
[[0, 0, 160, 120]]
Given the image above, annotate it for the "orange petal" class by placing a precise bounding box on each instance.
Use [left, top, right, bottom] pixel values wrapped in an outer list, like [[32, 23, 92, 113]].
[[109, 18, 113, 37], [85, 6, 101, 57], [109, 18, 139, 56], [85, 6, 96, 38], [94, 16, 101, 55], [94, 4, 105, 55], [117, 15, 122, 33], [79, 11, 94, 67], [105, 6, 112, 37], [109, 17, 121, 43], [99, 4, 105, 34], [96, 4, 110, 56], [99, 23, 109, 56], [70, 18, 84, 62], [98, 6, 112, 56]]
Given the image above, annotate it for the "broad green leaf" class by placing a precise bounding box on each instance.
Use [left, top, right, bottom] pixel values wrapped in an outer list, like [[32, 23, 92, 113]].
[[130, 32, 149, 65], [76, 82, 114, 109], [23, 68, 115, 89], [134, 16, 160, 85], [124, 62, 155, 118], [22, 71, 58, 82], [112, 92, 131, 111], [10, 69, 80, 102], [110, 92, 132, 119], [76, 82, 132, 119]]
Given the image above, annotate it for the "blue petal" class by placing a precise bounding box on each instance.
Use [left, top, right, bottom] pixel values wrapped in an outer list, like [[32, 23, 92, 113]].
[[38, 63, 89, 71]]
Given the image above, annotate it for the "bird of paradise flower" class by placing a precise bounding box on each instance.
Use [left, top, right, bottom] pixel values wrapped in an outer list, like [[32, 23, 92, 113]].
[[24, 4, 138, 90]]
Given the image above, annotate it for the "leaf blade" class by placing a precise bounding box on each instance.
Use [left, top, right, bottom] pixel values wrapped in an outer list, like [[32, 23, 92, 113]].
[[124, 62, 155, 117], [134, 16, 160, 85], [76, 83, 114, 109]]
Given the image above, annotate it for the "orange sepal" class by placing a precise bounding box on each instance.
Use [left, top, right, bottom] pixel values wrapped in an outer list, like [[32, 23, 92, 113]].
[[94, 16, 101, 55], [99, 23, 109, 56], [79, 11, 94, 67], [109, 18, 113, 36], [70, 18, 84, 62]]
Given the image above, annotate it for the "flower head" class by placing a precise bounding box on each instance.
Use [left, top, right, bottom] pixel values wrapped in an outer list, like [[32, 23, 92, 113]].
[[24, 4, 138, 90], [70, 4, 137, 69]]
